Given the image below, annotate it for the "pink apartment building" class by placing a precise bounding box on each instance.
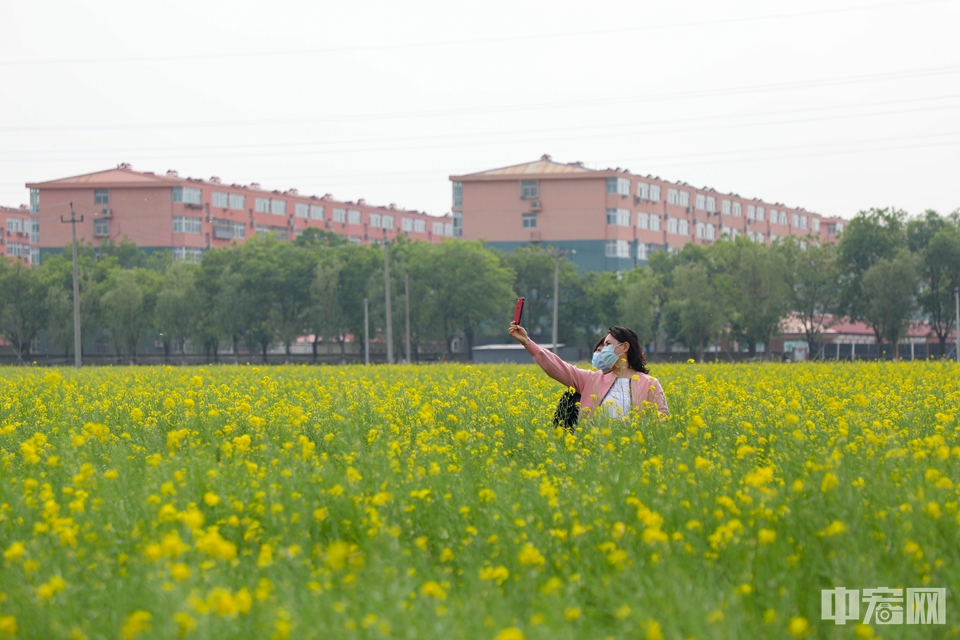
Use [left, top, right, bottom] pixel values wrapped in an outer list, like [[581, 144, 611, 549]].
[[26, 164, 453, 262], [450, 155, 835, 271], [0, 205, 36, 265]]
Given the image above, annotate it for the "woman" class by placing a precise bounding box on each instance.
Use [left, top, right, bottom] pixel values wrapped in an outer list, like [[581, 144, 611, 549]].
[[509, 322, 669, 418]]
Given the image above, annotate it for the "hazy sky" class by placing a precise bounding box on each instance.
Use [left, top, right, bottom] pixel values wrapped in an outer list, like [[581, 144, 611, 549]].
[[2, 0, 958, 219]]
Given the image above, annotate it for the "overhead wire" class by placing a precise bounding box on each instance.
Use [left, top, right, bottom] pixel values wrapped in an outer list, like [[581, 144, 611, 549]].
[[0, 0, 953, 67]]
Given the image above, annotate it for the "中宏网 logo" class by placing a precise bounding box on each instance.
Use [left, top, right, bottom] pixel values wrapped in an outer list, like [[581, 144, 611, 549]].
[[822, 587, 946, 625]]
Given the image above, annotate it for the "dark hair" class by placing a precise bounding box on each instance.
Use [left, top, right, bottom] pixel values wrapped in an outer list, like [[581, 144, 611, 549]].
[[593, 336, 605, 352], [607, 326, 649, 374]]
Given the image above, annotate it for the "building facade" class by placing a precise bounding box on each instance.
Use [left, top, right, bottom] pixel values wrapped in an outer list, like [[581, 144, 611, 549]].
[[450, 155, 835, 271], [0, 205, 38, 265], [27, 164, 453, 262]]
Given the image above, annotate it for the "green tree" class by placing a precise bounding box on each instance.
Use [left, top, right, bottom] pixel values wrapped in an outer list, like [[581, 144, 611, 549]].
[[0, 259, 49, 362], [155, 262, 199, 362], [502, 246, 577, 343], [715, 238, 789, 359], [860, 251, 918, 360], [838, 207, 906, 325], [662, 262, 725, 362], [100, 269, 145, 362], [907, 211, 960, 356], [616, 268, 656, 347], [778, 239, 841, 359], [409, 241, 515, 356]]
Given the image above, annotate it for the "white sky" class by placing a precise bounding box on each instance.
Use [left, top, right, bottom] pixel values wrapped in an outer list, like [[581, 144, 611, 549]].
[[1, 0, 959, 219]]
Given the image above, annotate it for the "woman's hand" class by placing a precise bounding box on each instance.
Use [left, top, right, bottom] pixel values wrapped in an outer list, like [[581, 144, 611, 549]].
[[508, 322, 530, 346]]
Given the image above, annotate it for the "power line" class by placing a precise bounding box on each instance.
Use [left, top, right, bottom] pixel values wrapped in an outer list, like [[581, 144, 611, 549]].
[[3, 93, 959, 160], [0, 0, 953, 67], [3, 64, 959, 134]]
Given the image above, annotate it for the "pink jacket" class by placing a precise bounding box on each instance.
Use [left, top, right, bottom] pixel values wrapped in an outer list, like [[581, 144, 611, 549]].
[[524, 340, 669, 417]]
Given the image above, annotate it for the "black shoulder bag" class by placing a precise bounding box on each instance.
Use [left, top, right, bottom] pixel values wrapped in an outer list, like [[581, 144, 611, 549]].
[[552, 390, 581, 431]]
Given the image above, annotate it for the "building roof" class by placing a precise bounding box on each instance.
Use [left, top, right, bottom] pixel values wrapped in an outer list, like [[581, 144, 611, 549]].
[[27, 165, 449, 219], [452, 154, 595, 179], [780, 314, 949, 340], [26, 166, 183, 189]]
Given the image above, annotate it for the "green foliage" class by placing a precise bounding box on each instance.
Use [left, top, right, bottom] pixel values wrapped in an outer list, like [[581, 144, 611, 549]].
[[860, 251, 919, 359]]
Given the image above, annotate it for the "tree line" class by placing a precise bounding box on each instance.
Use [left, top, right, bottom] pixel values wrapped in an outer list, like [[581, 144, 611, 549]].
[[0, 208, 957, 363]]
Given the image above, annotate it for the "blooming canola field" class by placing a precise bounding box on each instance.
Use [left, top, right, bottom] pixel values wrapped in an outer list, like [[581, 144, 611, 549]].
[[0, 362, 958, 639]]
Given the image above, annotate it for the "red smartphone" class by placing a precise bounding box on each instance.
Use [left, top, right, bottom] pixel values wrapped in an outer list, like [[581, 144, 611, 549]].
[[513, 297, 524, 324]]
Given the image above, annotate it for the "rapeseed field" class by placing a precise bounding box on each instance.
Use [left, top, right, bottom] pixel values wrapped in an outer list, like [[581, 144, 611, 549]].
[[0, 362, 957, 639]]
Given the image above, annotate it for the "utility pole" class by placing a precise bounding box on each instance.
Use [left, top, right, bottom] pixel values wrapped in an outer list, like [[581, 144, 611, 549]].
[[60, 202, 83, 368], [363, 297, 370, 365], [550, 248, 576, 354], [383, 239, 393, 364], [405, 273, 412, 364], [954, 287, 959, 363]]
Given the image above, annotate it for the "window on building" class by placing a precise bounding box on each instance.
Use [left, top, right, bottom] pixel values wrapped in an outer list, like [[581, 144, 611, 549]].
[[522, 213, 537, 228], [667, 188, 679, 205], [29, 189, 39, 213], [756, 207, 765, 221], [678, 219, 689, 235], [255, 197, 271, 213], [310, 205, 324, 220], [696, 222, 706, 238], [706, 196, 716, 213], [444, 223, 453, 236], [812, 218, 820, 232], [333, 208, 347, 223], [780, 210, 788, 225], [649, 214, 661, 231], [295, 203, 309, 219], [29, 219, 39, 244], [95, 189, 109, 205], [6, 218, 22, 233], [233, 222, 246, 238], [369, 213, 382, 228], [172, 187, 202, 205], [212, 191, 229, 208], [637, 242, 648, 261], [172, 247, 203, 264], [606, 177, 630, 196], [706, 224, 716, 240], [349, 235, 362, 244], [270, 199, 286, 216], [94, 219, 110, 237], [606, 208, 630, 226], [732, 201, 742, 217], [30, 248, 39, 265], [173, 216, 202, 234], [414, 219, 426, 233], [452, 211, 462, 237], [679, 191, 690, 207], [428, 221, 441, 235], [382, 215, 394, 230], [747, 205, 756, 220], [402, 217, 414, 232], [7, 242, 27, 257], [696, 194, 706, 210], [667, 217, 678, 234], [521, 180, 538, 199], [650, 185, 661, 202], [348, 210, 361, 224], [453, 181, 463, 207], [229, 193, 246, 210], [721, 200, 731, 215], [605, 240, 630, 258], [637, 212, 649, 229], [637, 182, 650, 200]]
